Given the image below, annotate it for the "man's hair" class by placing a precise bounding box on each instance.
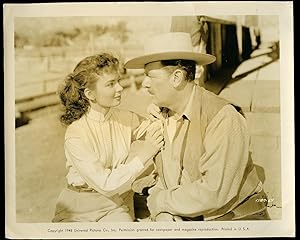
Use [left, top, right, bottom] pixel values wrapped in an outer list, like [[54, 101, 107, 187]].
[[160, 59, 196, 81]]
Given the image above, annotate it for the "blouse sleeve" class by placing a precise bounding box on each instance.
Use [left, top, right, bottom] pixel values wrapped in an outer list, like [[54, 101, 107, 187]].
[[65, 137, 144, 197]]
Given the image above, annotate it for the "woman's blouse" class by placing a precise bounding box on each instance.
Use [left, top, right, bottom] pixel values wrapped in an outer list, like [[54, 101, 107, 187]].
[[64, 107, 145, 197]]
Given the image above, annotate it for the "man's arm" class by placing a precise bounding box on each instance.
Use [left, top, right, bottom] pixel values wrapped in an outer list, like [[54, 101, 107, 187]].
[[147, 105, 250, 218]]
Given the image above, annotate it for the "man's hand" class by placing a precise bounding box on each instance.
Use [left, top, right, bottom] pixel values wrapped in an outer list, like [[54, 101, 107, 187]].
[[146, 185, 163, 218], [154, 212, 174, 221]]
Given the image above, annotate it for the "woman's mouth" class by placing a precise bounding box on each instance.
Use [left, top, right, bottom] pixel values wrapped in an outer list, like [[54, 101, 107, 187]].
[[147, 90, 154, 96]]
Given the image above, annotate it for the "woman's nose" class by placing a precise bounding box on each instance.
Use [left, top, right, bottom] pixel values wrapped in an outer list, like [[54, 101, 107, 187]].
[[116, 81, 123, 92], [142, 76, 151, 88]]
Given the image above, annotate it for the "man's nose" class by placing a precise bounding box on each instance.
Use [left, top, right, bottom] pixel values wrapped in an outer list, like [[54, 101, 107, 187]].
[[142, 76, 151, 88]]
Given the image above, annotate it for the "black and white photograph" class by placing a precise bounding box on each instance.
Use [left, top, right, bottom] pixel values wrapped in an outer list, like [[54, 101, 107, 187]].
[[4, 2, 294, 239]]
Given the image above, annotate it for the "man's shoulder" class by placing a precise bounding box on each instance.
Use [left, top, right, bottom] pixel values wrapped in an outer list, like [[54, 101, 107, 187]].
[[197, 86, 229, 104], [197, 87, 244, 117], [195, 86, 234, 123]]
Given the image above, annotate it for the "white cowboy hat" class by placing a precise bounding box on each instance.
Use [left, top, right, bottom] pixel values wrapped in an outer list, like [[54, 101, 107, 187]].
[[125, 32, 216, 69]]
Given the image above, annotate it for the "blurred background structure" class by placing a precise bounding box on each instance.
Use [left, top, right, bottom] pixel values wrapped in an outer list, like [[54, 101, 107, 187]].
[[14, 15, 281, 222]]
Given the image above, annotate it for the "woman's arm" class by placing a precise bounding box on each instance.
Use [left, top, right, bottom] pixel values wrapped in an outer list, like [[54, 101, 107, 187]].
[[65, 120, 164, 197], [65, 137, 145, 197]]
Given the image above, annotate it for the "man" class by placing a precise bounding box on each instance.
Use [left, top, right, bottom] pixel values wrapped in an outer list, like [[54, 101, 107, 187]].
[[125, 32, 270, 221]]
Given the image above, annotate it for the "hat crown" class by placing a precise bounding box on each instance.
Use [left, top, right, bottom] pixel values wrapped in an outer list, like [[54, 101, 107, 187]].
[[144, 32, 194, 55], [124, 31, 216, 69]]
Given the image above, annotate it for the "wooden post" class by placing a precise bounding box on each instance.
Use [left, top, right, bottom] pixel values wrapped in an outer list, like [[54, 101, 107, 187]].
[[170, 16, 210, 85], [209, 23, 222, 72]]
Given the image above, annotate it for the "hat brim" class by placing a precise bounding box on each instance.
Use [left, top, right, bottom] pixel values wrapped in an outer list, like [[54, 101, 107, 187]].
[[125, 51, 216, 69]]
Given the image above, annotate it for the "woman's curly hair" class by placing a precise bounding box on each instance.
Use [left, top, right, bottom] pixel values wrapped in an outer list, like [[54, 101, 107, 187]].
[[57, 53, 119, 125]]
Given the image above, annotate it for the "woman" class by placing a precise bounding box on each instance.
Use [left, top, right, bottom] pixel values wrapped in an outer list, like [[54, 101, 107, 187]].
[[52, 53, 163, 222]]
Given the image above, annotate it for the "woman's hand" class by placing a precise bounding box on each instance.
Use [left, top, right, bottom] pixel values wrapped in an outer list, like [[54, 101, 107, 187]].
[[138, 120, 164, 164], [147, 103, 165, 122]]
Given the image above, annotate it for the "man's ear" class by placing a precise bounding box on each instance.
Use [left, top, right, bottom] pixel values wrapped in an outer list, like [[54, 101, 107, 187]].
[[170, 69, 185, 88], [84, 88, 96, 102]]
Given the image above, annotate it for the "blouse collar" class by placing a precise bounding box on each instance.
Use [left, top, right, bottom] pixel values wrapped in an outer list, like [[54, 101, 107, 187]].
[[86, 107, 113, 123]]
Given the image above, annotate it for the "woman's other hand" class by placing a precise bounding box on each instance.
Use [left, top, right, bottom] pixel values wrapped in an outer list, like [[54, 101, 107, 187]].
[[147, 103, 165, 122], [138, 121, 164, 164]]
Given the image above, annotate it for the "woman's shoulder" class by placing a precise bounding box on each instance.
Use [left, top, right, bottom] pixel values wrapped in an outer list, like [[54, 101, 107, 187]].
[[112, 108, 140, 120], [112, 108, 143, 128], [65, 116, 87, 139]]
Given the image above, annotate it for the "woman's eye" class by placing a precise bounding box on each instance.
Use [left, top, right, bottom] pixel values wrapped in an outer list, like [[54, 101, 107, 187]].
[[145, 74, 153, 79], [107, 82, 115, 87]]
